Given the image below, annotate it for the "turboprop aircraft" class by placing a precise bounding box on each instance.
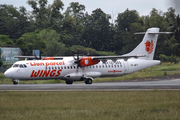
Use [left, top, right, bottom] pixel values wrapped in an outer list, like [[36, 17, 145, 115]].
[[4, 28, 173, 85]]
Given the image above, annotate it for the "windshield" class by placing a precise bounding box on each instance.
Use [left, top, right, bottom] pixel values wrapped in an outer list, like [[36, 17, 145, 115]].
[[12, 64, 27, 68], [13, 64, 19, 68]]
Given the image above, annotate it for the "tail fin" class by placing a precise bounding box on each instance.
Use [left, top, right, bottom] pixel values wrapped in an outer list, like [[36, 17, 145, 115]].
[[125, 27, 173, 60]]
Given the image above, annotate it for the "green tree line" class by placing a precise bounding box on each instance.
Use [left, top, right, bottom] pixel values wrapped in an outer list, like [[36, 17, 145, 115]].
[[0, 0, 180, 62]]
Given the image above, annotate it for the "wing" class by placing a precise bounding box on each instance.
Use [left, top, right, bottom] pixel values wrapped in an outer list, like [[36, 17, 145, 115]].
[[77, 55, 146, 67], [14, 56, 37, 59], [14, 56, 63, 60], [92, 55, 146, 60]]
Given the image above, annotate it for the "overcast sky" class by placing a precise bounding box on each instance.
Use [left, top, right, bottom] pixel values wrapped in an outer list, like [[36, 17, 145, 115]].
[[0, 0, 179, 17]]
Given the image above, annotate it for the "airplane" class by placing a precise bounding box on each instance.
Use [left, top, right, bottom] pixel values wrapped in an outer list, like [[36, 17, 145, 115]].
[[4, 28, 173, 85]]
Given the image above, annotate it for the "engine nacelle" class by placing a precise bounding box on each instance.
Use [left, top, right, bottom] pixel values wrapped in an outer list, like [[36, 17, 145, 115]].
[[42, 57, 55, 60], [80, 57, 100, 67]]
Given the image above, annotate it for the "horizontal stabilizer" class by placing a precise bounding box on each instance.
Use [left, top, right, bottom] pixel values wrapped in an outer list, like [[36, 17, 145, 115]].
[[134, 32, 173, 35]]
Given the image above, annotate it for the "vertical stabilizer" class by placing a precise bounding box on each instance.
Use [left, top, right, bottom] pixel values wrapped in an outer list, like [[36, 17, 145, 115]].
[[124, 28, 160, 60]]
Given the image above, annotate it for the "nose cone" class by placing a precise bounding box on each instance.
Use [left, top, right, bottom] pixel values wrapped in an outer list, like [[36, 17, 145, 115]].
[[4, 69, 13, 79]]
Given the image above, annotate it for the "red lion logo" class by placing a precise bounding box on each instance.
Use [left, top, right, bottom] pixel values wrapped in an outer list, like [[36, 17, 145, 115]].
[[145, 40, 154, 54]]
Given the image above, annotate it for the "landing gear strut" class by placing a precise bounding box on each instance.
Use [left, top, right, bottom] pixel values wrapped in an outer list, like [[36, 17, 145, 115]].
[[85, 78, 93, 84]]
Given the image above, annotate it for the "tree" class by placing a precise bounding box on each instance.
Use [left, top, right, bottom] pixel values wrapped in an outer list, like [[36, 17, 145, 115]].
[[62, 2, 86, 46], [0, 59, 3, 67], [115, 9, 139, 32], [0, 35, 14, 47], [38, 29, 66, 56], [83, 8, 112, 51], [164, 7, 176, 28], [115, 9, 142, 54], [65, 2, 85, 19], [66, 45, 115, 56], [174, 15, 180, 42], [16, 30, 46, 55], [0, 5, 29, 39], [27, 0, 64, 30], [121, 23, 144, 54]]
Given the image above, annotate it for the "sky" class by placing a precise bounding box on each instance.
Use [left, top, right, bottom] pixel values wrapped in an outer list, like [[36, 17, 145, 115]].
[[0, 0, 180, 18]]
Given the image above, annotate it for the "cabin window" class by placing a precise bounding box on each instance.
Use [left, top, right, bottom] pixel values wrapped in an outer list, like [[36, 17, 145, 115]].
[[61, 66, 63, 69], [64, 66, 66, 69], [74, 66, 76, 69], [99, 65, 101, 68]]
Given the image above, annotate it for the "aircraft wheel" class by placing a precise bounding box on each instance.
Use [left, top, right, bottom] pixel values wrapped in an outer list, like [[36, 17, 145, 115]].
[[85, 78, 92, 84], [12, 80, 19, 85], [13, 81, 18, 85], [66, 81, 73, 84]]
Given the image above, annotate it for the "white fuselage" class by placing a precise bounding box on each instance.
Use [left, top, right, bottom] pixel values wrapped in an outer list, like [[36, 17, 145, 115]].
[[4, 57, 160, 81]]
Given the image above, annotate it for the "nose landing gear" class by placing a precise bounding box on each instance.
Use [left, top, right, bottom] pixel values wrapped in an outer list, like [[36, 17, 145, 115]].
[[12, 79, 19, 85]]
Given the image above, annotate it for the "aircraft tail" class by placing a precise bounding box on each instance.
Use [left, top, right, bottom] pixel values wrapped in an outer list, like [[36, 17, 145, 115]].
[[124, 27, 172, 60]]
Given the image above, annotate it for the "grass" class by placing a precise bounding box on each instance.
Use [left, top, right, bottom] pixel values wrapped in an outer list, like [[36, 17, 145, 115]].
[[0, 91, 180, 120], [1, 62, 180, 84]]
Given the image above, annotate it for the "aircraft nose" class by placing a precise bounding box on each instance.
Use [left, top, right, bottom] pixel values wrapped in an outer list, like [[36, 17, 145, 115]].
[[4, 69, 13, 79]]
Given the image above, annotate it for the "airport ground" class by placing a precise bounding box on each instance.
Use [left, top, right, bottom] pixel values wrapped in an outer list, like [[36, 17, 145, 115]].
[[0, 91, 180, 120]]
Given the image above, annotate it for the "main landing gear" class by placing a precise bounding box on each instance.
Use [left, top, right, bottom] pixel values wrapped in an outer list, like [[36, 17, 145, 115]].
[[66, 81, 73, 84], [12, 79, 19, 85], [65, 78, 93, 85], [84, 78, 93, 84]]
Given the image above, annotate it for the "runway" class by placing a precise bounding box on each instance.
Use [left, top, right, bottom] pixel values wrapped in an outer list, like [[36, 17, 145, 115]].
[[1, 79, 180, 91]]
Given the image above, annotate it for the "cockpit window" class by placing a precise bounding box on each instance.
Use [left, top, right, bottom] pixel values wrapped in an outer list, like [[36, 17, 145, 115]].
[[13, 64, 19, 68], [19, 64, 23, 68], [12, 64, 27, 68]]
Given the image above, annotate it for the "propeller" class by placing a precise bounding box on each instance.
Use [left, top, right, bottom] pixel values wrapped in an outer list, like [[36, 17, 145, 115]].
[[73, 54, 81, 68]]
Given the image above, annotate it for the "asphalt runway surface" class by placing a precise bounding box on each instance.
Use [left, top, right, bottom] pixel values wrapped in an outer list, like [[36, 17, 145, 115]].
[[1, 79, 180, 91]]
